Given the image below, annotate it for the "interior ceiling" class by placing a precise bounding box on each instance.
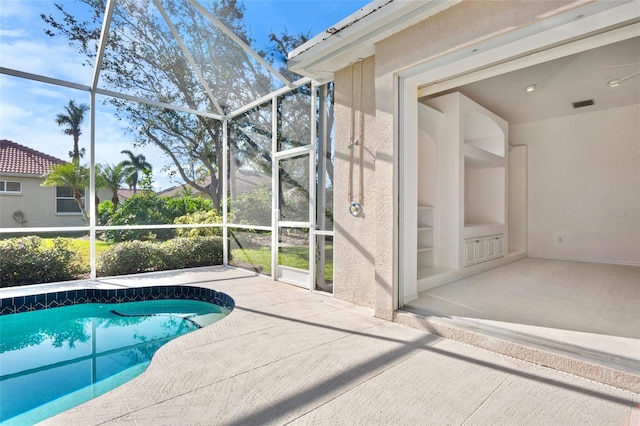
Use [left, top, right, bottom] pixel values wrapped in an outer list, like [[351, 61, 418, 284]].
[[421, 36, 640, 125]]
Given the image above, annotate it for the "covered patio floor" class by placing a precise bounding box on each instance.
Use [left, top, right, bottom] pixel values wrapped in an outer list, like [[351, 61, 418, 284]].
[[4, 267, 637, 425]]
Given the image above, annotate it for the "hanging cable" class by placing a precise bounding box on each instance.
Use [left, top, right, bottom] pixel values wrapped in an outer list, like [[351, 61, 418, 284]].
[[348, 60, 364, 217], [348, 63, 355, 204], [358, 61, 364, 206]]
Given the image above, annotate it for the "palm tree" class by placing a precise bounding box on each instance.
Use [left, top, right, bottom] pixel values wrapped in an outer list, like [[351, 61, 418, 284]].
[[42, 163, 90, 224], [120, 150, 152, 194], [55, 100, 90, 164], [96, 163, 126, 210]]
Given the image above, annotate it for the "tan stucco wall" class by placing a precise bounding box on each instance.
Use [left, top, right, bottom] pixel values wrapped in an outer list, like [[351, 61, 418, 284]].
[[0, 175, 112, 229], [332, 0, 586, 319], [333, 56, 377, 308], [0, 176, 85, 228]]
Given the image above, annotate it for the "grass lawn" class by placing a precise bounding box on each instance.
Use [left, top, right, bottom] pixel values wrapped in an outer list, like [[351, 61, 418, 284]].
[[42, 238, 114, 272], [40, 237, 333, 281], [231, 245, 333, 281]]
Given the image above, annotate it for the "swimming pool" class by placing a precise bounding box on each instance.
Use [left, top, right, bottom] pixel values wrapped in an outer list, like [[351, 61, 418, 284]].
[[0, 285, 233, 424]]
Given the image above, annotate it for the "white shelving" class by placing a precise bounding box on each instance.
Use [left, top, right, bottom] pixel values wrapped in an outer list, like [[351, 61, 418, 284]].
[[421, 91, 508, 272], [417, 206, 434, 278], [414, 102, 440, 282], [404, 91, 525, 298]]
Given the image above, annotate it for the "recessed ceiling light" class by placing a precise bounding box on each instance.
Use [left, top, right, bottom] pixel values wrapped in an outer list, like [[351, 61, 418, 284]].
[[607, 70, 640, 88], [525, 84, 536, 93]]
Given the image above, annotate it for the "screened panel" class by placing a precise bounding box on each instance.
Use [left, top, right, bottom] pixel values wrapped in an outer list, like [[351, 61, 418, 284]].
[[278, 228, 309, 270], [278, 154, 309, 223], [315, 235, 334, 292], [228, 102, 273, 227], [0, 230, 93, 286], [163, 0, 281, 112], [94, 93, 220, 240], [98, 0, 202, 110], [0, 0, 341, 288], [277, 85, 312, 151], [1, 1, 98, 83], [316, 83, 335, 231], [95, 94, 223, 193], [0, 76, 91, 230], [228, 228, 272, 275], [97, 0, 283, 114]]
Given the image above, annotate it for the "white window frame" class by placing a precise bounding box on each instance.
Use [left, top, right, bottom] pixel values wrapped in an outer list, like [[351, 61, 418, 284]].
[[55, 186, 86, 215], [0, 180, 22, 194]]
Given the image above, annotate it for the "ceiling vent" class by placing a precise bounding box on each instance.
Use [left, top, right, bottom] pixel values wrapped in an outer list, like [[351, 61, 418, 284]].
[[572, 99, 595, 109]]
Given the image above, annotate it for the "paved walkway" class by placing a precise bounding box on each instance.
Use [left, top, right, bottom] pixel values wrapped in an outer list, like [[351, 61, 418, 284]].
[[33, 267, 639, 425]]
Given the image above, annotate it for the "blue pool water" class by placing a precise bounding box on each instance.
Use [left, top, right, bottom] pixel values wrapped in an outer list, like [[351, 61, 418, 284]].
[[0, 299, 229, 424]]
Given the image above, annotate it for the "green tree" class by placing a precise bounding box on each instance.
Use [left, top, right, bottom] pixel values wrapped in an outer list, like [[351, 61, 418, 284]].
[[103, 191, 172, 242], [96, 163, 126, 209], [55, 100, 89, 164], [42, 163, 90, 224], [41, 0, 312, 211], [120, 150, 152, 194]]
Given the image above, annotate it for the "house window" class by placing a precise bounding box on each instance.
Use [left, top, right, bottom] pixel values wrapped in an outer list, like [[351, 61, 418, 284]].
[[56, 186, 84, 214], [0, 180, 22, 194]]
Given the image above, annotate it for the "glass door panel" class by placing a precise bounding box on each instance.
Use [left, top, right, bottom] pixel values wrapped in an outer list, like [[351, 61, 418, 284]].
[[276, 227, 310, 286], [278, 154, 310, 223], [275, 152, 311, 288]]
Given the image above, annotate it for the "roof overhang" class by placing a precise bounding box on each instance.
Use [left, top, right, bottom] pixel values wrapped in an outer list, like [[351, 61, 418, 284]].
[[0, 172, 44, 178], [287, 0, 461, 81]]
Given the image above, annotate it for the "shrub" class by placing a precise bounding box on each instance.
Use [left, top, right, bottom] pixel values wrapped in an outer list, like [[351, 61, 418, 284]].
[[102, 191, 215, 242], [165, 191, 213, 218], [229, 189, 271, 225], [96, 236, 225, 277], [96, 240, 163, 276], [0, 236, 81, 287], [97, 200, 114, 226], [102, 192, 174, 242], [174, 210, 224, 237], [161, 237, 225, 270]]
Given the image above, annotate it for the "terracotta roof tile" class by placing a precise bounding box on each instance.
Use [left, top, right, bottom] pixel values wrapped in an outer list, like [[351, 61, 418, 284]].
[[0, 140, 66, 175]]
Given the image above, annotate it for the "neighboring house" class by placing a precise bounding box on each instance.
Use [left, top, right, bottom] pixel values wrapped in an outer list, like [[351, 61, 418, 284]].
[[116, 188, 135, 202], [158, 169, 271, 199], [0, 140, 107, 228]]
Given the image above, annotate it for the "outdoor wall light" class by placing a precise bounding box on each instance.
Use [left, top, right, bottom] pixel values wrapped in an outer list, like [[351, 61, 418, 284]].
[[349, 201, 363, 217]]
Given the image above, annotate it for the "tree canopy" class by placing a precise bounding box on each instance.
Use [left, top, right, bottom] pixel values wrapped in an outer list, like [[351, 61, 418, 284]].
[[42, 0, 311, 211]]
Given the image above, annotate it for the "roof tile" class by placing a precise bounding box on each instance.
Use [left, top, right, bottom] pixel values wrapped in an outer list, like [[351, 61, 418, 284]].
[[0, 140, 66, 175]]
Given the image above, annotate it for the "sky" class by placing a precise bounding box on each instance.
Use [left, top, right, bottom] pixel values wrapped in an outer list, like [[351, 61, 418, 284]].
[[0, 0, 369, 191]]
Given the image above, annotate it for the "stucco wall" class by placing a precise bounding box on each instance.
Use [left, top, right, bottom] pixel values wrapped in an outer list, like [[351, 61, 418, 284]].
[[511, 104, 640, 264], [332, 0, 585, 319], [0, 176, 85, 228], [333, 56, 377, 308], [0, 175, 112, 229]]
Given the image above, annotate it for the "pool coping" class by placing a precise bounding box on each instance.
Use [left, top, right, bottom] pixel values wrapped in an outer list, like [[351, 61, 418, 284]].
[[0, 284, 234, 315]]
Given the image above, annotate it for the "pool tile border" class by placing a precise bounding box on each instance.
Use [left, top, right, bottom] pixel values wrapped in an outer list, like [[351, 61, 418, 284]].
[[0, 285, 234, 315]]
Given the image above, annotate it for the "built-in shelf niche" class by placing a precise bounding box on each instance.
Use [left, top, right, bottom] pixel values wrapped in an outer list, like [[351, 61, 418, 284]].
[[420, 91, 508, 272], [462, 101, 506, 230], [416, 103, 440, 279], [464, 111, 505, 157], [417, 206, 434, 251], [464, 160, 505, 227]]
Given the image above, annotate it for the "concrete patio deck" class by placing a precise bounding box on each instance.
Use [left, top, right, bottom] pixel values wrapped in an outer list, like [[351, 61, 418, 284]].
[[15, 266, 638, 425]]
